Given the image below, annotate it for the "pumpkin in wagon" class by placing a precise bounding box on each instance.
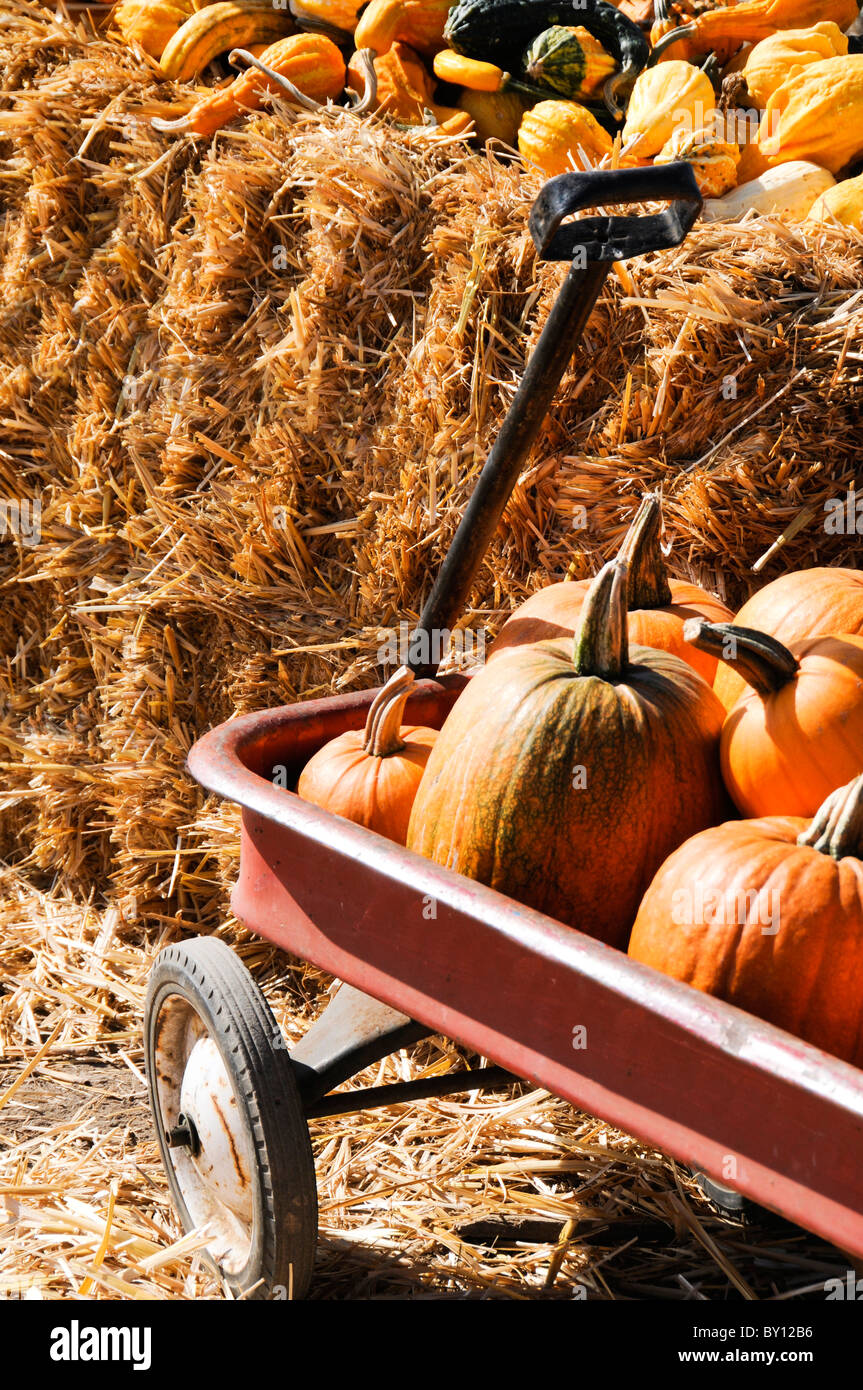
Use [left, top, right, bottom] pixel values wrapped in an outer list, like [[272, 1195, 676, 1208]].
[[712, 566, 863, 710], [297, 666, 438, 844], [489, 493, 734, 683], [685, 619, 863, 818], [408, 558, 728, 948], [628, 774, 863, 1069]]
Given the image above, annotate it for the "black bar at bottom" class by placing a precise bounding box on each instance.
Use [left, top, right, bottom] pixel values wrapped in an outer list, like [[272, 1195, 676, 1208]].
[[304, 1065, 517, 1118]]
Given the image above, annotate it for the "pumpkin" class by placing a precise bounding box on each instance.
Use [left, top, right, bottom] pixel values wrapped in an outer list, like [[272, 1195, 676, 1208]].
[[296, 666, 438, 844], [518, 98, 613, 175], [621, 60, 716, 158], [354, 0, 454, 56], [152, 34, 346, 135], [159, 0, 294, 80], [712, 567, 863, 709], [113, 0, 194, 58], [407, 557, 728, 948], [806, 172, 863, 230], [489, 493, 735, 683], [655, 125, 740, 197], [650, 0, 860, 66], [685, 618, 863, 817], [443, 0, 649, 116], [737, 55, 863, 182], [456, 86, 531, 143], [701, 159, 835, 221], [741, 22, 849, 109], [628, 773, 863, 1068], [522, 26, 617, 101], [348, 42, 472, 128]]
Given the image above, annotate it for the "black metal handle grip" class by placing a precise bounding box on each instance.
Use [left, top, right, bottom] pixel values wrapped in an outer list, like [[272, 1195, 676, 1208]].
[[530, 162, 702, 263]]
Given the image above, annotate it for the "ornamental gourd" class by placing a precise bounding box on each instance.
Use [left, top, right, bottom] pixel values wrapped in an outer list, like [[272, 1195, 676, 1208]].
[[712, 567, 863, 709], [443, 0, 650, 116], [489, 494, 734, 683], [655, 125, 740, 197], [434, 48, 506, 89], [686, 619, 863, 818], [741, 22, 848, 109], [621, 60, 716, 158], [701, 160, 835, 221], [456, 86, 531, 143], [807, 172, 863, 230], [354, 0, 454, 56], [296, 667, 438, 844], [650, 0, 860, 66], [114, 0, 195, 58], [518, 99, 612, 175], [407, 558, 728, 948], [522, 26, 617, 101], [737, 56, 863, 182], [628, 774, 863, 1068], [159, 1, 294, 79], [348, 42, 472, 128], [153, 34, 346, 135]]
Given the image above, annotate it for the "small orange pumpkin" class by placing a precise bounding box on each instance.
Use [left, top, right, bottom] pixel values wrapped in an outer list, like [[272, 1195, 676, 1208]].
[[628, 773, 863, 1068], [686, 618, 863, 818], [489, 494, 734, 683], [297, 666, 438, 844], [713, 566, 863, 710]]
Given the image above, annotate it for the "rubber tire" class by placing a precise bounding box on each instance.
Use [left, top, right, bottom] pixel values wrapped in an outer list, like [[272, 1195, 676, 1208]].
[[144, 937, 318, 1300]]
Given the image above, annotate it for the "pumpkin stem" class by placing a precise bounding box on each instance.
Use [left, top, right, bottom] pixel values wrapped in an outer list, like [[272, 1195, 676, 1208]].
[[683, 621, 798, 697], [363, 665, 414, 757], [797, 774, 863, 860], [617, 492, 672, 610], [573, 559, 628, 680]]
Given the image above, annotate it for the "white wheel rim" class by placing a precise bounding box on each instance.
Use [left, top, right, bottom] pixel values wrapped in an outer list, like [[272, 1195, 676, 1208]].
[[153, 993, 257, 1276]]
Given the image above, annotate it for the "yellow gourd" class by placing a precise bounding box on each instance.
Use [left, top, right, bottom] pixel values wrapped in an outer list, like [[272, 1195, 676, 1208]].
[[457, 86, 530, 144], [738, 55, 863, 181], [434, 48, 505, 90], [518, 100, 613, 177], [622, 60, 716, 158], [159, 1, 294, 81], [289, 0, 365, 31], [655, 126, 740, 197], [806, 173, 863, 230], [354, 0, 453, 57], [742, 23, 849, 109], [113, 0, 195, 58]]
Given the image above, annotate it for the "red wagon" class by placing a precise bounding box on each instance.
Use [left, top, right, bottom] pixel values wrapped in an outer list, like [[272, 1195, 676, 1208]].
[[142, 167, 863, 1298]]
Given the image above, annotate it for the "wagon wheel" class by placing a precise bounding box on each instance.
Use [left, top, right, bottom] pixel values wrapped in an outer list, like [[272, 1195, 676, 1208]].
[[144, 937, 318, 1300]]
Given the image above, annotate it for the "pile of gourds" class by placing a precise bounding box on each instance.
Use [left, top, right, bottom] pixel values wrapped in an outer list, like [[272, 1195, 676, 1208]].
[[114, 0, 863, 227], [299, 495, 863, 1069]]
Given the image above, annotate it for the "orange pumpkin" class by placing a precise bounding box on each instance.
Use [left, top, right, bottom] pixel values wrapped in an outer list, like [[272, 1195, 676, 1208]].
[[489, 494, 734, 683], [713, 566, 863, 710], [628, 773, 863, 1068], [408, 558, 728, 948], [297, 666, 437, 844], [686, 618, 863, 818]]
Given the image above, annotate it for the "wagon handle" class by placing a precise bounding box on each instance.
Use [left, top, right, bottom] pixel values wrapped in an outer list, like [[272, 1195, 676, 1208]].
[[409, 161, 702, 679]]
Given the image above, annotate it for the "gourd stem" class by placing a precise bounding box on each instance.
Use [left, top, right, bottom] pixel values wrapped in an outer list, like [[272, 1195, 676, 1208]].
[[362, 666, 414, 757], [617, 492, 672, 610], [647, 21, 696, 65], [798, 775, 863, 860], [573, 559, 628, 680], [683, 620, 798, 696]]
